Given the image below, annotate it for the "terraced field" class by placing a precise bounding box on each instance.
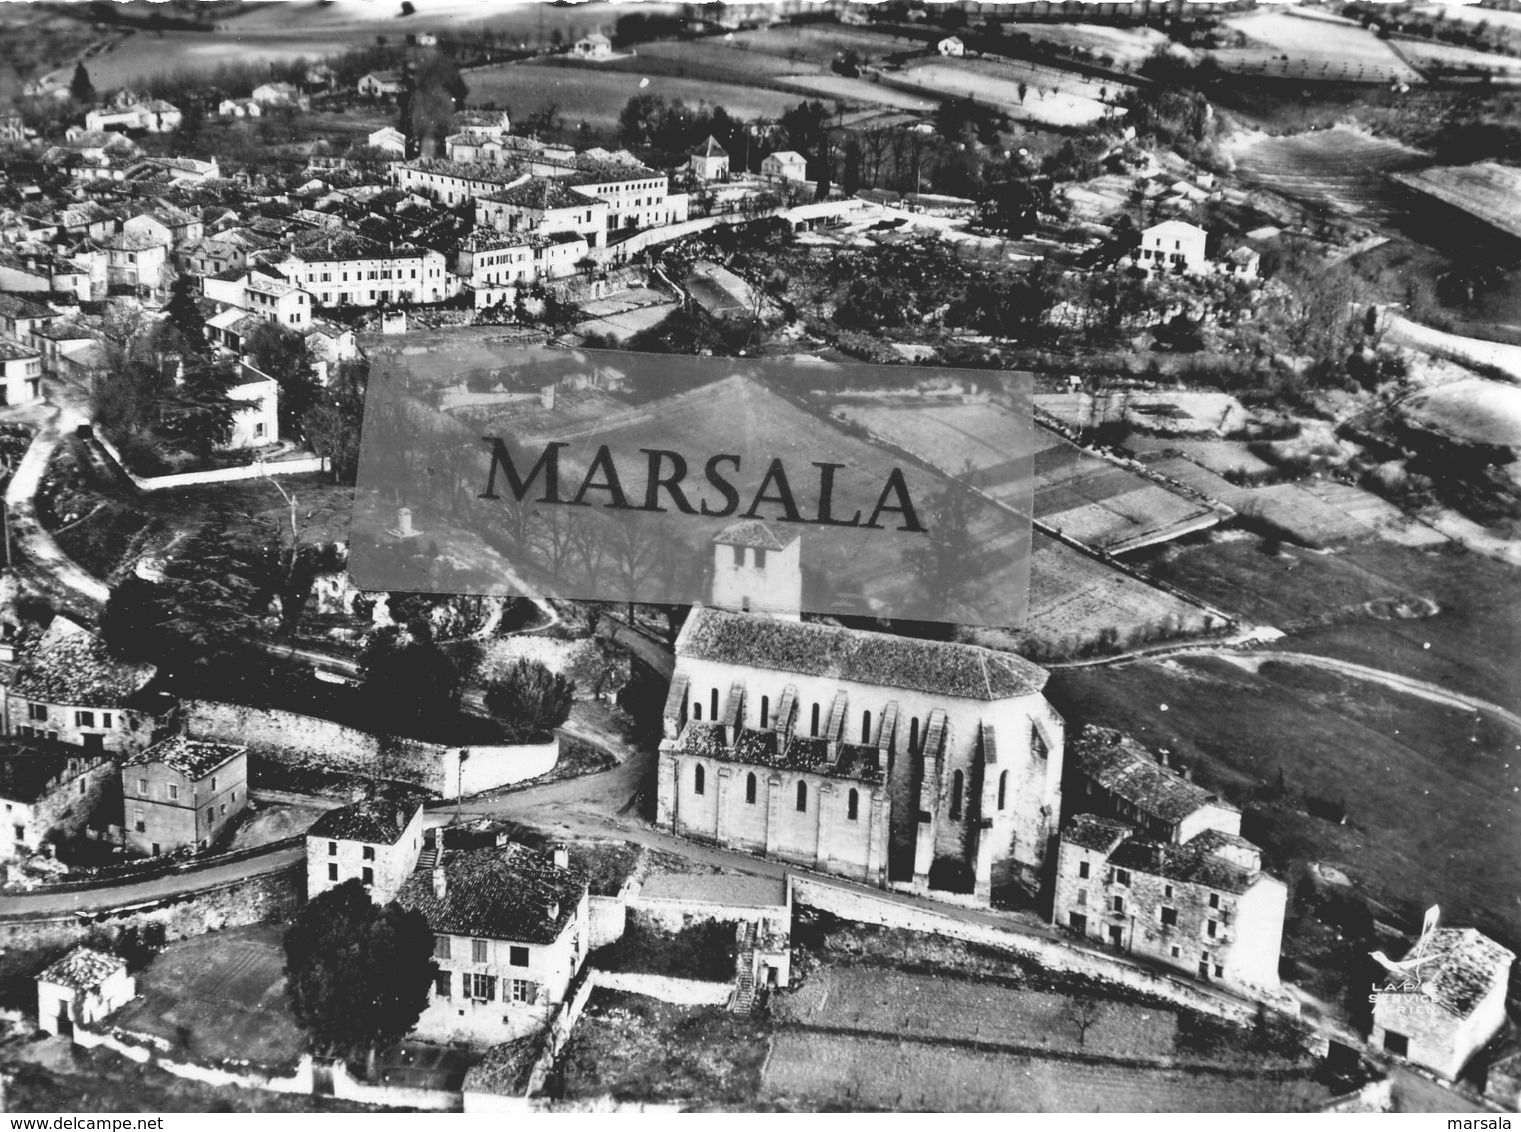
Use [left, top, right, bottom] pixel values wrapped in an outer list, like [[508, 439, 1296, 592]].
[[1225, 126, 1429, 225]]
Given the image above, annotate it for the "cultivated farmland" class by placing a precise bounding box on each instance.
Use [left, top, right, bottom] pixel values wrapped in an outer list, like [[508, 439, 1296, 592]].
[[1215, 10, 1424, 85], [1225, 126, 1428, 225], [892, 56, 1115, 127], [1392, 38, 1521, 82], [467, 60, 808, 132]]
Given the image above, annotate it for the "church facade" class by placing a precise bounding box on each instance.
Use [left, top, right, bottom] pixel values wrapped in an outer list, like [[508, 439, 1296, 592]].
[[656, 606, 1065, 901]]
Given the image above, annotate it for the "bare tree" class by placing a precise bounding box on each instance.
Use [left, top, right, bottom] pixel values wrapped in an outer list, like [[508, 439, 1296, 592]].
[[1063, 995, 1104, 1049]]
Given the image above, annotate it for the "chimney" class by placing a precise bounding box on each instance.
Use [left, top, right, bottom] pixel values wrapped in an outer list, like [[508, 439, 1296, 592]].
[[432, 864, 446, 899], [552, 845, 568, 870], [1180, 764, 1192, 782], [546, 900, 560, 921], [396, 506, 413, 537]]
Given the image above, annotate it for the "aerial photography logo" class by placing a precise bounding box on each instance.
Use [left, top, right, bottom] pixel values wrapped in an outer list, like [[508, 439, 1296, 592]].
[[350, 345, 1035, 625]]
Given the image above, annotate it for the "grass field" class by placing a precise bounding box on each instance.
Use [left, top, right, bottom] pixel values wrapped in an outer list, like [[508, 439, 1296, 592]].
[[1046, 652, 1521, 951], [1225, 126, 1428, 226], [108, 924, 302, 1067], [468, 59, 808, 131], [1215, 11, 1424, 85], [1393, 38, 1521, 80], [1015, 22, 1169, 69], [894, 56, 1113, 127], [1398, 375, 1521, 448]]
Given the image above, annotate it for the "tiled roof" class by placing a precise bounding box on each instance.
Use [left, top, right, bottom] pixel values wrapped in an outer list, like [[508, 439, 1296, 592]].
[[1071, 726, 1231, 827], [712, 519, 787, 551], [124, 735, 244, 780], [402, 158, 527, 186], [105, 229, 168, 251], [1391, 928, 1516, 1020], [0, 293, 55, 320], [307, 797, 421, 845], [29, 319, 97, 343], [482, 177, 590, 211], [0, 335, 39, 362], [677, 607, 1048, 701], [0, 750, 104, 804], [286, 230, 431, 263], [694, 135, 728, 158], [1106, 827, 1263, 895], [10, 617, 156, 707], [1062, 812, 1134, 853], [38, 947, 127, 991], [455, 229, 532, 254], [395, 844, 587, 945]]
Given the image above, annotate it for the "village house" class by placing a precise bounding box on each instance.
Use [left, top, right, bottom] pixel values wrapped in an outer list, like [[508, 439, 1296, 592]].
[[1372, 927, 1515, 1080], [761, 150, 808, 183], [103, 228, 170, 299], [0, 747, 116, 863], [565, 159, 682, 233], [178, 235, 252, 278], [394, 157, 530, 207], [357, 71, 407, 100], [4, 616, 163, 754], [0, 252, 91, 301], [130, 156, 221, 186], [938, 35, 965, 56], [367, 126, 407, 158], [0, 336, 44, 407], [0, 293, 58, 348], [395, 843, 590, 1045], [659, 531, 1065, 902], [689, 136, 730, 183], [121, 735, 247, 857], [36, 948, 134, 1039], [571, 32, 614, 60], [0, 109, 25, 145], [1051, 813, 1286, 997], [54, 201, 118, 243], [28, 319, 100, 374], [267, 232, 449, 307], [1221, 245, 1261, 281], [455, 109, 511, 140], [1138, 219, 1209, 275], [475, 177, 609, 250], [225, 360, 280, 449], [252, 82, 307, 110], [125, 205, 204, 248], [306, 796, 425, 905]]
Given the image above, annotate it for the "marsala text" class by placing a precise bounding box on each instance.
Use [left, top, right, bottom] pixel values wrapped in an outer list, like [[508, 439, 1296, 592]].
[[478, 438, 928, 533]]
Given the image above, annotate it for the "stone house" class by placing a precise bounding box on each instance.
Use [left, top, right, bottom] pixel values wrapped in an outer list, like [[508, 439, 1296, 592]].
[[121, 736, 247, 856], [0, 747, 116, 862], [306, 796, 425, 905], [1372, 927, 1515, 1080], [225, 360, 280, 450], [125, 206, 203, 249], [37, 948, 134, 1038], [357, 71, 406, 100], [0, 292, 59, 347], [1138, 219, 1208, 275], [657, 604, 1065, 901], [475, 177, 609, 250], [571, 33, 613, 60], [396, 843, 590, 1045], [4, 616, 164, 754], [1051, 813, 1287, 998], [367, 126, 407, 157]]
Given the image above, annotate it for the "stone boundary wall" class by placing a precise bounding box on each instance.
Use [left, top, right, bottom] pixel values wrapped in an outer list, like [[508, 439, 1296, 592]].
[[792, 877, 1297, 1025], [630, 894, 784, 933], [93, 431, 327, 492], [591, 970, 731, 1005], [0, 862, 302, 953], [184, 700, 557, 796]]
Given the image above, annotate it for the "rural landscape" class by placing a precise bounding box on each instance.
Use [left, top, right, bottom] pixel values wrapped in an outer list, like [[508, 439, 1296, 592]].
[[0, 0, 1518, 1116]]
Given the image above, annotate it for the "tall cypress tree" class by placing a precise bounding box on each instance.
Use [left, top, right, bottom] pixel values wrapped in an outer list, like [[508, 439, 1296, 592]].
[[70, 63, 94, 105]]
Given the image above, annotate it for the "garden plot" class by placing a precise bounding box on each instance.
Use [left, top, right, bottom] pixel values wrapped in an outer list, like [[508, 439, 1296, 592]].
[[1036, 391, 1251, 436], [1224, 126, 1428, 225], [1214, 10, 1425, 85]]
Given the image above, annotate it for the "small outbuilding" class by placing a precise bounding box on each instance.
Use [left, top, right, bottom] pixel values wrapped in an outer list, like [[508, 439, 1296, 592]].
[[37, 947, 134, 1038]]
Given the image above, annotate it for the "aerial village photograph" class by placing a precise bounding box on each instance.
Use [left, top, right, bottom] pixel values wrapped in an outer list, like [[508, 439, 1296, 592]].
[[0, 0, 1518, 1117]]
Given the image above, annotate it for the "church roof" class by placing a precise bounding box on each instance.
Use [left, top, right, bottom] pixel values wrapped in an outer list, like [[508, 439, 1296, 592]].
[[676, 606, 1047, 701]]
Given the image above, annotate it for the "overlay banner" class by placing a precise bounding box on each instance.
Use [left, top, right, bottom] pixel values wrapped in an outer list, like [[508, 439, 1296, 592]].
[[349, 345, 1034, 627]]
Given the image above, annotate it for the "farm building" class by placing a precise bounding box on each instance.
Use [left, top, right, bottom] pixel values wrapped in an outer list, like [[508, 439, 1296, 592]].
[[938, 35, 965, 56], [572, 33, 614, 60], [306, 796, 425, 905], [357, 71, 406, 100], [367, 126, 408, 157], [0, 747, 116, 863], [1221, 245, 1260, 281], [1372, 927, 1515, 1080], [37, 949, 134, 1039]]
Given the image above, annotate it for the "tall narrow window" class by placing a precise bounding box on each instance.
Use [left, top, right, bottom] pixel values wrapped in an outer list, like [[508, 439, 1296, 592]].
[[760, 696, 769, 728], [951, 770, 963, 820], [910, 717, 920, 754], [746, 772, 757, 804], [847, 788, 859, 821], [810, 703, 820, 737], [711, 688, 720, 719], [861, 710, 872, 744], [693, 701, 703, 721], [694, 764, 705, 795], [796, 781, 807, 812], [997, 770, 1008, 811]]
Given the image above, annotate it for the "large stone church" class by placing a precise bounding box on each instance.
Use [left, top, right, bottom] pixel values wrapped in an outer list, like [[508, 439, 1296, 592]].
[[656, 522, 1065, 903]]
